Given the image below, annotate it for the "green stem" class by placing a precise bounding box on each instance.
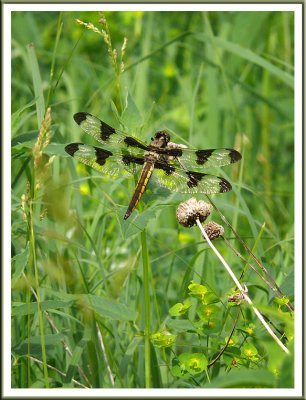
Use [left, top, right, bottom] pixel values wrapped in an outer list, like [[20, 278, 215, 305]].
[[141, 228, 151, 388], [46, 12, 63, 107], [29, 200, 49, 387]]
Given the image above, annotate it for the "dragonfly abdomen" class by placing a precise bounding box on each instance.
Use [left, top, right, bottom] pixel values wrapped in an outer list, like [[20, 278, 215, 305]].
[[124, 160, 155, 220]]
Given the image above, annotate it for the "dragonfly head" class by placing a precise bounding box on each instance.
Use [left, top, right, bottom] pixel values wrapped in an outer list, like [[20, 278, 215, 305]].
[[151, 130, 170, 148]]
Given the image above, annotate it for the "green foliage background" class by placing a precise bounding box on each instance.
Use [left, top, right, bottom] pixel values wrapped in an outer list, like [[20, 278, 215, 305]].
[[11, 10, 294, 389]]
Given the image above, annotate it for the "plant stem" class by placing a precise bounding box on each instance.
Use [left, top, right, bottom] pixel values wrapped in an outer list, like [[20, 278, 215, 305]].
[[206, 195, 294, 312], [141, 228, 151, 388], [196, 219, 289, 354], [29, 200, 50, 386]]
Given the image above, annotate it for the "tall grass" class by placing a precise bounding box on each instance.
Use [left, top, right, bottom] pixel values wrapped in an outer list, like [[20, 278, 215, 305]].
[[11, 10, 294, 388]]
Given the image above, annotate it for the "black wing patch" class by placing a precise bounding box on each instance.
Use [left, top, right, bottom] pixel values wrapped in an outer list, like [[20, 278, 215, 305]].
[[73, 112, 148, 154], [154, 167, 232, 195], [65, 143, 143, 176]]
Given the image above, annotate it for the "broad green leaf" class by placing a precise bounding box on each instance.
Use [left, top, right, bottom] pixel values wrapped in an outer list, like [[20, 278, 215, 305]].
[[12, 300, 73, 316], [11, 131, 38, 148], [166, 318, 196, 333], [13, 333, 66, 356], [86, 294, 136, 321]]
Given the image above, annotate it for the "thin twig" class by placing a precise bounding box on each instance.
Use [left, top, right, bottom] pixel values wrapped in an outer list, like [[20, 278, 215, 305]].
[[222, 236, 278, 293], [205, 195, 294, 312], [207, 312, 240, 368], [196, 219, 289, 354], [28, 356, 88, 388], [96, 323, 115, 386]]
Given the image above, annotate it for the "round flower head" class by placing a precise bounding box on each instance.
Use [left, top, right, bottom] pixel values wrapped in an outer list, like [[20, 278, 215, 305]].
[[176, 198, 212, 227], [203, 221, 224, 240]]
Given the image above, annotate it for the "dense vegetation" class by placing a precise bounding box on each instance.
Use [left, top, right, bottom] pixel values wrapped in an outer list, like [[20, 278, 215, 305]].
[[11, 10, 294, 389]]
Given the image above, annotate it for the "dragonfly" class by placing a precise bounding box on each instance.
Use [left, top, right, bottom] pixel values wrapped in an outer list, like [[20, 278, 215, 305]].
[[65, 112, 241, 220]]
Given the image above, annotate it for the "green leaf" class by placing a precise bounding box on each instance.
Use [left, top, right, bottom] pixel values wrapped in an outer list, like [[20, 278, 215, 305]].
[[151, 330, 176, 348], [11, 131, 38, 148], [274, 296, 290, 307], [27, 43, 45, 127], [12, 244, 29, 287], [195, 33, 294, 89], [64, 337, 89, 384], [150, 342, 162, 388], [201, 291, 220, 305], [222, 346, 242, 367], [224, 335, 239, 347], [197, 304, 221, 321], [12, 300, 74, 316], [44, 143, 68, 156], [188, 281, 209, 299], [195, 318, 223, 334], [206, 368, 276, 388], [280, 270, 294, 297], [13, 333, 66, 357], [121, 91, 143, 130], [119, 337, 143, 377], [241, 343, 259, 361], [11, 97, 37, 133], [178, 352, 208, 375], [166, 318, 196, 333], [86, 294, 136, 321], [119, 207, 157, 238], [179, 252, 205, 298], [169, 299, 192, 317], [170, 357, 191, 379], [278, 353, 294, 388]]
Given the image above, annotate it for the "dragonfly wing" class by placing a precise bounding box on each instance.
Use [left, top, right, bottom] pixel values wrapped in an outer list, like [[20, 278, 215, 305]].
[[73, 112, 149, 155], [153, 164, 232, 194], [65, 143, 144, 176], [160, 146, 241, 170]]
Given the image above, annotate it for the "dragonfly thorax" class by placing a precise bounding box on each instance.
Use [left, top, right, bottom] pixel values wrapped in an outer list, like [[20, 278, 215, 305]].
[[150, 130, 170, 148]]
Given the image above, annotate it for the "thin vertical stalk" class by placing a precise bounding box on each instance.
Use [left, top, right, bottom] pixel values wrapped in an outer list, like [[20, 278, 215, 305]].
[[140, 228, 151, 388], [46, 12, 63, 107], [28, 200, 49, 386]]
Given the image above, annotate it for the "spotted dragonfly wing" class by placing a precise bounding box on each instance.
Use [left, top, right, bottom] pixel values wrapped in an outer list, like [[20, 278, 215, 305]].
[[161, 145, 241, 170], [73, 112, 149, 156], [153, 164, 232, 194], [65, 143, 144, 176]]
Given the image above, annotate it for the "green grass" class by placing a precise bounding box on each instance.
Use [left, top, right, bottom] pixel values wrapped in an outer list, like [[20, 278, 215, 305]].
[[11, 11, 294, 389]]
